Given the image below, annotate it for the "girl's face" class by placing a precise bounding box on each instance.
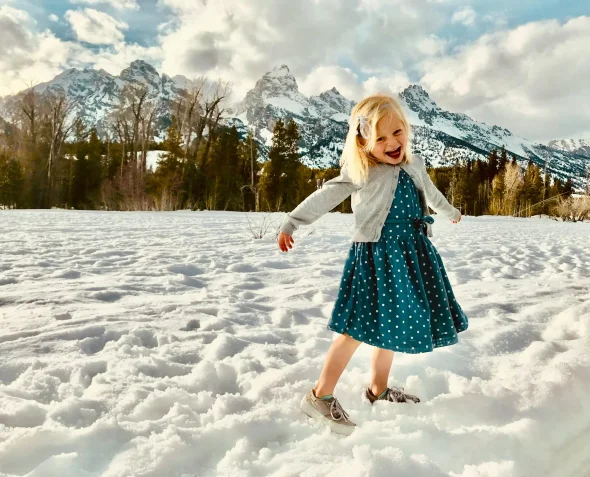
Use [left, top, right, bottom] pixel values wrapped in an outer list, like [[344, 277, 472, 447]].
[[366, 114, 407, 166]]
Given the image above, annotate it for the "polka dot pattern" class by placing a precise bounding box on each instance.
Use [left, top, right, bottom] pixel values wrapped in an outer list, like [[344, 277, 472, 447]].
[[327, 168, 469, 354]]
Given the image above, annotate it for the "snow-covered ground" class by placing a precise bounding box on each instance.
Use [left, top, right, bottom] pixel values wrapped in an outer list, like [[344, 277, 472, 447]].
[[1, 210, 589, 477]]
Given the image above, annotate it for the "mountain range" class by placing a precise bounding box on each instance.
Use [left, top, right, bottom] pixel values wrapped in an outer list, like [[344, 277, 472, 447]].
[[0, 60, 588, 191]]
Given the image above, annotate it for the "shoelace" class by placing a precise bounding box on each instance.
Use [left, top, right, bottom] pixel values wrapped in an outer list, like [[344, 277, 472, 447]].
[[385, 386, 421, 403], [329, 398, 351, 422]]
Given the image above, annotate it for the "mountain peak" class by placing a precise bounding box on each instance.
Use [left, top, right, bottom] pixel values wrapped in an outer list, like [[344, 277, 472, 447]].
[[128, 59, 158, 72], [271, 64, 291, 75], [120, 60, 160, 86], [255, 64, 300, 98], [399, 83, 439, 113], [548, 138, 590, 157]]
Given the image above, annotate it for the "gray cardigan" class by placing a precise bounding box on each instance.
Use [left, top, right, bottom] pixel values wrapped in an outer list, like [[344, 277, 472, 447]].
[[279, 154, 461, 242]]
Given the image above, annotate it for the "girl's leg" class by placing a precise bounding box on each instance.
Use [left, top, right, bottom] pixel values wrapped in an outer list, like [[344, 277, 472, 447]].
[[313, 333, 362, 397], [369, 347, 394, 396]]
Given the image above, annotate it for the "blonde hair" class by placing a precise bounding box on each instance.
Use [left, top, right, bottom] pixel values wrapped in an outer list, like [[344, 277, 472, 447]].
[[340, 93, 413, 187]]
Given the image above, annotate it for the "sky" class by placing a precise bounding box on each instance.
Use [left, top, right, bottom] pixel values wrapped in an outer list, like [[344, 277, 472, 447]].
[[0, 0, 589, 143]]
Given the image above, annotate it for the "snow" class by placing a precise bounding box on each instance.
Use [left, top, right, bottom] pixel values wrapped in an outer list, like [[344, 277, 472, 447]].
[[258, 128, 273, 147], [1, 210, 590, 476], [146, 150, 165, 171], [266, 96, 307, 115], [331, 112, 349, 122]]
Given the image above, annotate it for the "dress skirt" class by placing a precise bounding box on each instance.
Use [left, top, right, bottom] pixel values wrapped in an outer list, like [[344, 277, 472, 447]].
[[327, 168, 469, 354]]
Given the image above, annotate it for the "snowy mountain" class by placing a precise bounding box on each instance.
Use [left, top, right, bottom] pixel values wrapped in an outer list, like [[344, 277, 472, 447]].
[[396, 85, 590, 189], [227, 67, 589, 190], [547, 138, 590, 158], [226, 65, 355, 169], [1, 61, 588, 190], [0, 60, 189, 138]]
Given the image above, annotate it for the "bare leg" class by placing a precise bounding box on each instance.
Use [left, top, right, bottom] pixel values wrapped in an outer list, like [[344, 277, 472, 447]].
[[313, 333, 362, 397], [369, 347, 394, 396]]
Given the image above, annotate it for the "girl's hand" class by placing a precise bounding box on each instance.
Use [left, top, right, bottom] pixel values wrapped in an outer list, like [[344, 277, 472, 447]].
[[452, 213, 462, 224], [278, 232, 294, 252]]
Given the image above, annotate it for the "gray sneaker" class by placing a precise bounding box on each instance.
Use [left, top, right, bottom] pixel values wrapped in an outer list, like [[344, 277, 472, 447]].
[[365, 386, 421, 404], [300, 390, 357, 436]]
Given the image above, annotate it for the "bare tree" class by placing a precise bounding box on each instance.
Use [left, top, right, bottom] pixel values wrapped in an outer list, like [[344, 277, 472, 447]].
[[195, 79, 232, 167], [45, 92, 75, 206], [21, 86, 39, 149], [139, 99, 157, 174], [173, 76, 206, 161], [122, 84, 149, 167], [111, 114, 131, 181], [503, 161, 524, 215]]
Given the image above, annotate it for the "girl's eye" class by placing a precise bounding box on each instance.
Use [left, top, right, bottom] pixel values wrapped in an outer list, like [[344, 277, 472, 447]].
[[377, 137, 384, 141]]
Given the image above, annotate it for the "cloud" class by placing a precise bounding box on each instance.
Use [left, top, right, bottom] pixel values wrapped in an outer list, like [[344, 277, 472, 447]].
[[0, 7, 85, 96], [49, 14, 59, 22], [0, 6, 160, 97], [451, 6, 476, 26], [69, 0, 140, 11], [362, 71, 412, 98], [2, 1, 589, 143], [156, 0, 448, 102], [90, 42, 163, 75], [65, 8, 128, 45], [418, 16, 590, 142], [300, 66, 361, 100]]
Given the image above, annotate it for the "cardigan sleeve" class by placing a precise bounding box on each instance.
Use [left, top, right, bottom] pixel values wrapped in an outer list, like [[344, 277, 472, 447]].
[[279, 165, 359, 236], [417, 155, 461, 221]]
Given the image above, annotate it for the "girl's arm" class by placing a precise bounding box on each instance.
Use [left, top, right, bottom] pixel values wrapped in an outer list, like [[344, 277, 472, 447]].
[[279, 166, 359, 236], [417, 155, 462, 221]]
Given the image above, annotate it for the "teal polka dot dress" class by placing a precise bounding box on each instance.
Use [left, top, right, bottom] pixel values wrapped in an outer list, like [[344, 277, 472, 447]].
[[327, 167, 468, 353]]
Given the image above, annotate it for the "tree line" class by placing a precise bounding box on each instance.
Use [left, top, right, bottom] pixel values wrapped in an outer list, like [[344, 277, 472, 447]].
[[427, 147, 583, 219], [0, 83, 588, 221]]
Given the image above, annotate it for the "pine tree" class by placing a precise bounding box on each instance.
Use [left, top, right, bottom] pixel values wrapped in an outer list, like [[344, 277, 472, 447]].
[[498, 148, 508, 172], [149, 115, 184, 208], [0, 153, 25, 208], [563, 178, 574, 197], [519, 161, 543, 216], [282, 118, 302, 210], [487, 148, 499, 180], [260, 119, 287, 211], [209, 125, 241, 210], [500, 146, 508, 171]]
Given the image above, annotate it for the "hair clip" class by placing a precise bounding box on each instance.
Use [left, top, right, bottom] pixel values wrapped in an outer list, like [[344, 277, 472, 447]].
[[348, 115, 371, 140]]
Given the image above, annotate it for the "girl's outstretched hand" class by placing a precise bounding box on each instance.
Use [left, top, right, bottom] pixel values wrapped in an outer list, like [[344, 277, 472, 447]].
[[452, 213, 462, 224], [278, 232, 294, 252]]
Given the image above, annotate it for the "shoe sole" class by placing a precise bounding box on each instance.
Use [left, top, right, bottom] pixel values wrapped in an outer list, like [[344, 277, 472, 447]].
[[300, 395, 356, 436]]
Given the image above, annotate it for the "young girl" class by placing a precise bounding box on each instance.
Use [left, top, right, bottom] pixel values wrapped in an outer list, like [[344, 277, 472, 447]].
[[277, 93, 468, 435]]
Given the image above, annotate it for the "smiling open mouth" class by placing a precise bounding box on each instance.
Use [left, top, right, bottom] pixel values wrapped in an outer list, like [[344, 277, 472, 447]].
[[385, 147, 401, 159]]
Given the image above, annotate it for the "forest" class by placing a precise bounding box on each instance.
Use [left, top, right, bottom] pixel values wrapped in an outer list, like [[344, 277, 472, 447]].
[[0, 82, 588, 222]]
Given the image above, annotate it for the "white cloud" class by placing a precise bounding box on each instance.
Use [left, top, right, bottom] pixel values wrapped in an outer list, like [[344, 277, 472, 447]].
[[69, 0, 139, 11], [451, 6, 476, 26], [49, 14, 60, 22], [362, 72, 412, 98], [0, 7, 86, 96], [90, 43, 163, 76], [2, 1, 589, 144], [65, 8, 128, 45], [156, 0, 448, 102], [0, 6, 160, 97], [300, 66, 361, 100], [418, 16, 590, 142]]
